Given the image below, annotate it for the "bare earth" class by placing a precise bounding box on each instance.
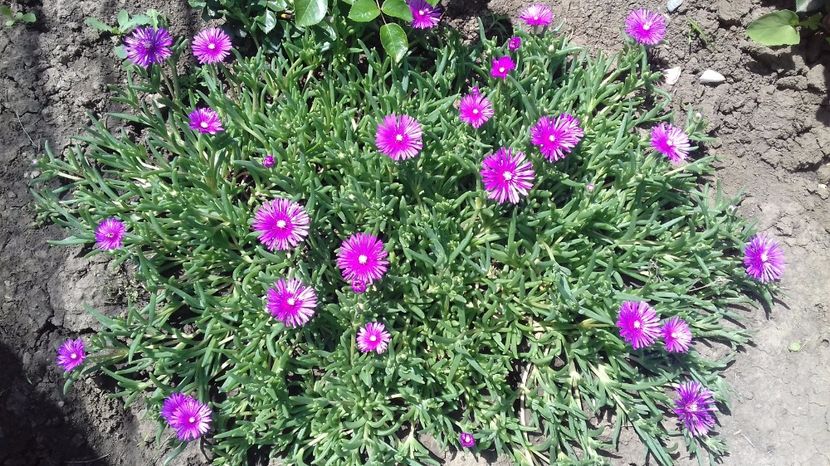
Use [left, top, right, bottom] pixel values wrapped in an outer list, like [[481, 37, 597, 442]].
[[1, 0, 828, 465]]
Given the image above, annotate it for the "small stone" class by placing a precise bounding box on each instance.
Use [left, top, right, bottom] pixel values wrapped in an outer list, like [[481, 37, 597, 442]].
[[667, 0, 683, 13], [663, 66, 681, 86], [700, 69, 725, 84]]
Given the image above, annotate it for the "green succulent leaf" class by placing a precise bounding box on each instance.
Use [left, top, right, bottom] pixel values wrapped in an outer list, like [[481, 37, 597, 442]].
[[348, 0, 381, 22], [746, 10, 801, 46], [294, 0, 328, 26], [381, 0, 413, 22], [380, 22, 408, 62]]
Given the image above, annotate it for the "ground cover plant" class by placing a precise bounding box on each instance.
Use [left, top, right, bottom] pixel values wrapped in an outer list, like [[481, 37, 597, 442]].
[[34, 4, 784, 465]]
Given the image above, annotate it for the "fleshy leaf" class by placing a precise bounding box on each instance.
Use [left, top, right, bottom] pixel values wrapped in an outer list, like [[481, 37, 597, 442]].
[[380, 22, 408, 62], [746, 10, 800, 46]]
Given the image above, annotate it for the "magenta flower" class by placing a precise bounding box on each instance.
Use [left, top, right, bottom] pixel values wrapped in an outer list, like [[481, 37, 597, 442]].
[[351, 278, 367, 294], [252, 198, 310, 251], [56, 338, 86, 372], [161, 392, 190, 422], [357, 322, 392, 354], [508, 36, 522, 52], [124, 27, 173, 68], [743, 234, 785, 283], [625, 9, 667, 46], [375, 114, 423, 161], [616, 301, 661, 349], [459, 432, 476, 448], [189, 108, 224, 135], [191, 27, 233, 65], [530, 114, 584, 162], [490, 56, 516, 79], [662, 317, 692, 353], [262, 154, 275, 168], [650, 122, 691, 164], [481, 148, 535, 204], [266, 278, 318, 328], [167, 397, 212, 441], [459, 88, 494, 129], [337, 233, 389, 285], [519, 4, 554, 27], [408, 0, 441, 29], [674, 381, 716, 437], [95, 217, 126, 250]]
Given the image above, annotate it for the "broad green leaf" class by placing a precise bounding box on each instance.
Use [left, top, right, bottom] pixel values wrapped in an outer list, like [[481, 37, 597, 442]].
[[117, 10, 130, 28], [381, 0, 413, 22], [0, 6, 12, 17], [85, 17, 112, 32], [263, 10, 278, 33], [113, 45, 127, 59], [294, 0, 327, 26], [20, 12, 35, 23], [746, 10, 800, 46], [380, 22, 408, 63], [795, 0, 826, 13], [348, 0, 381, 22]]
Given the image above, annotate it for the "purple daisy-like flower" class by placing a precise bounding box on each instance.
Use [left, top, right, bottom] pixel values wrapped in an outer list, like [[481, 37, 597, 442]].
[[337, 233, 389, 285], [674, 381, 717, 437], [161, 392, 191, 423], [490, 56, 516, 79], [95, 217, 126, 250], [191, 27, 233, 65], [650, 122, 691, 165], [56, 338, 86, 372], [252, 198, 310, 251], [168, 397, 212, 441], [508, 36, 522, 52], [459, 88, 494, 129], [743, 234, 785, 283], [519, 4, 554, 27], [625, 9, 667, 46], [616, 301, 661, 349], [375, 114, 423, 161], [530, 114, 584, 162], [124, 27, 173, 68], [266, 278, 318, 328], [189, 108, 224, 135], [662, 316, 693, 353], [357, 322, 392, 354], [408, 0, 441, 29], [481, 147, 535, 204], [262, 154, 275, 168], [459, 432, 476, 448], [351, 278, 367, 294]]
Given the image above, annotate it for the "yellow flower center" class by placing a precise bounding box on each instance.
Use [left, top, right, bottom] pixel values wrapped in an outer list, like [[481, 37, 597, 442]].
[[358, 254, 368, 264]]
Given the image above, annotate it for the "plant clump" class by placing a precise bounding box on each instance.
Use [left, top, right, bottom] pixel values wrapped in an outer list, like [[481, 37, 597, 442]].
[[36, 7, 783, 466]]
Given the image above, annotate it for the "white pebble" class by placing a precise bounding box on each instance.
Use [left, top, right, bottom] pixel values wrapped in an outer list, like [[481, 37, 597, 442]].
[[667, 0, 683, 13], [663, 67, 681, 86], [699, 69, 725, 84]]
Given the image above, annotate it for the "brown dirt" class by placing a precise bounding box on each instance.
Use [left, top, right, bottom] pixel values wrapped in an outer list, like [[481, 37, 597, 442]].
[[1, 0, 828, 465]]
